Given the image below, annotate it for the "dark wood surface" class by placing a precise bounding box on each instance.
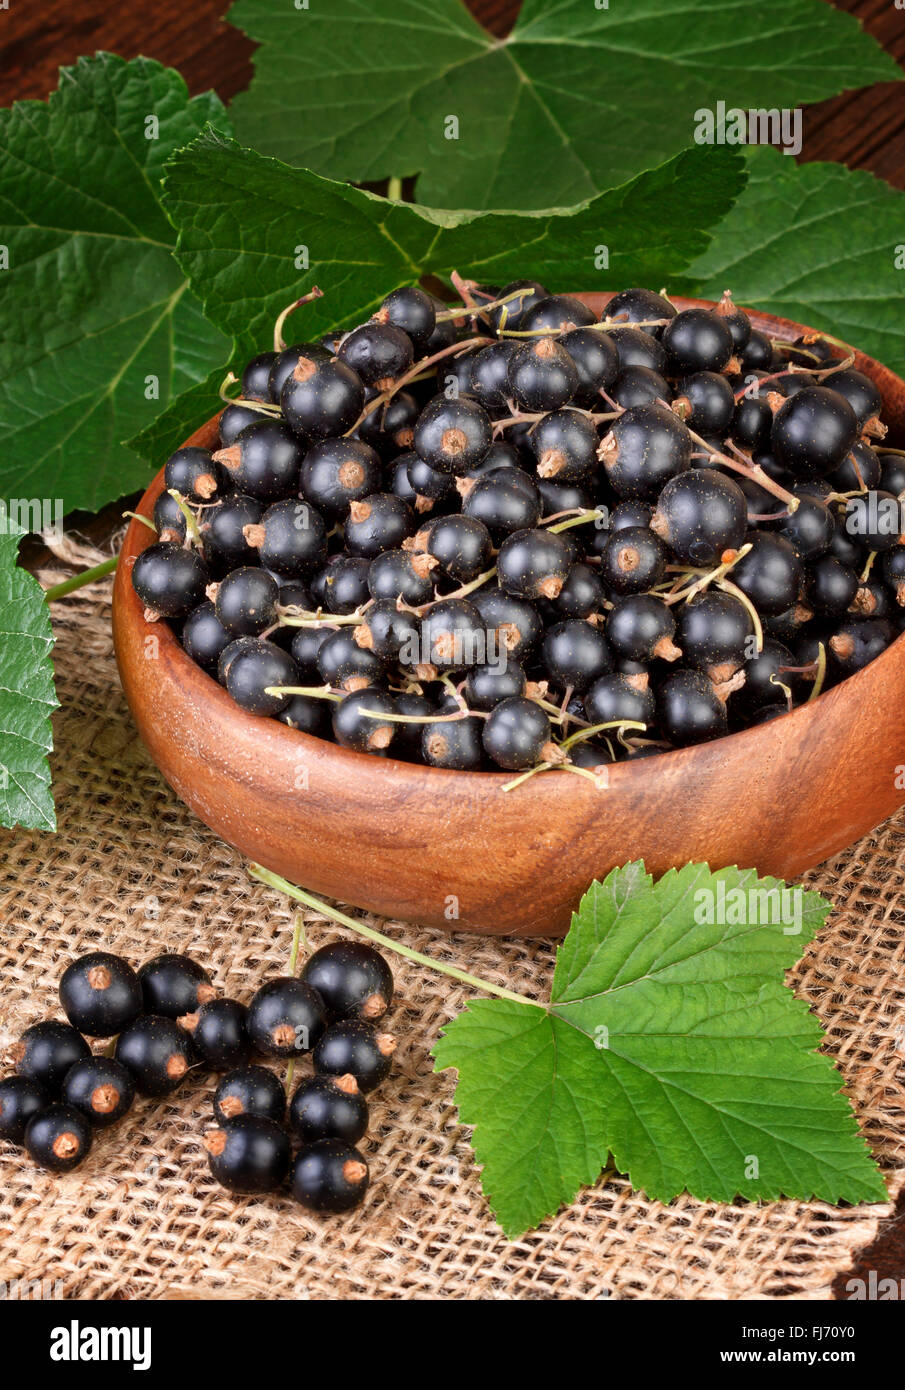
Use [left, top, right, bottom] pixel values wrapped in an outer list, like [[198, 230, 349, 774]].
[[5, 0, 903, 1293]]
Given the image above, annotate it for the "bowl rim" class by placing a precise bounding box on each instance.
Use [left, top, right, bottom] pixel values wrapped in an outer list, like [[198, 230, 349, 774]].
[[117, 294, 905, 792]]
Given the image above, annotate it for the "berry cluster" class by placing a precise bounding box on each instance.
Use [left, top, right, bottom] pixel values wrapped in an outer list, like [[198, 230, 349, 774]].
[[132, 280, 905, 778], [0, 942, 394, 1214]]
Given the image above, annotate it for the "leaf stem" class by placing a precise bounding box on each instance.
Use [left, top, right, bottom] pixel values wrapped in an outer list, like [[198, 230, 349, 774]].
[[387, 177, 403, 202], [44, 555, 118, 602], [248, 864, 539, 1007]]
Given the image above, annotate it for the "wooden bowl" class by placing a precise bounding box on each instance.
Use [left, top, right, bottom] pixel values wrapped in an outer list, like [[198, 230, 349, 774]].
[[113, 297, 905, 935]]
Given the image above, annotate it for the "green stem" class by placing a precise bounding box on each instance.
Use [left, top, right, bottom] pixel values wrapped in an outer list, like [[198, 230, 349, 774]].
[[44, 555, 118, 602], [387, 176, 403, 202], [248, 864, 538, 1008]]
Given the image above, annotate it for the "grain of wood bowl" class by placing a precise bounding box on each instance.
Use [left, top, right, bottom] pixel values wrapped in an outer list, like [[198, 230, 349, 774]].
[[112, 295, 905, 935]]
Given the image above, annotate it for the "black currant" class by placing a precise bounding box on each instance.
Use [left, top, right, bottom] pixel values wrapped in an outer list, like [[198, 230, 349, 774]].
[[482, 696, 554, 770], [214, 1066, 286, 1124], [241, 350, 278, 402], [529, 408, 598, 483], [12, 1021, 90, 1095], [343, 493, 415, 557], [843, 490, 904, 554], [289, 1074, 369, 1145], [561, 327, 619, 404], [604, 287, 676, 332], [610, 366, 670, 410], [462, 468, 542, 540], [733, 637, 799, 712], [673, 371, 735, 435], [0, 1076, 50, 1144], [828, 617, 896, 676], [823, 367, 882, 429], [164, 446, 227, 503], [879, 453, 905, 499], [599, 403, 693, 501], [881, 544, 905, 603], [543, 561, 604, 619], [419, 598, 487, 670], [115, 1016, 196, 1097], [658, 669, 728, 745], [59, 952, 142, 1038], [730, 533, 802, 616], [472, 587, 543, 664], [213, 419, 304, 500], [584, 672, 655, 728], [606, 594, 681, 662], [213, 566, 280, 636], [414, 514, 492, 583], [61, 1056, 135, 1128], [292, 1138, 369, 1213], [152, 488, 188, 544], [313, 1019, 395, 1092], [199, 493, 264, 570], [243, 499, 327, 577], [332, 687, 398, 754], [268, 342, 332, 402], [354, 601, 420, 663], [413, 394, 493, 476], [662, 309, 734, 374], [468, 341, 518, 410], [740, 329, 775, 373], [246, 978, 328, 1058], [301, 941, 394, 1022], [219, 401, 273, 446], [321, 555, 371, 615], [139, 954, 216, 1019], [601, 525, 667, 595], [806, 556, 860, 615], [300, 437, 382, 516], [278, 693, 330, 735], [677, 592, 753, 677], [131, 542, 209, 619], [507, 337, 578, 412], [421, 713, 484, 769], [368, 547, 435, 605], [731, 392, 773, 452], [609, 326, 667, 375], [464, 661, 527, 710], [316, 628, 386, 690], [771, 386, 858, 475], [542, 619, 613, 693], [280, 355, 365, 438], [407, 452, 456, 507], [774, 486, 835, 561], [522, 294, 596, 335], [179, 998, 251, 1071], [338, 322, 413, 386], [830, 440, 881, 493], [650, 468, 747, 566], [25, 1104, 92, 1172], [484, 279, 548, 333], [497, 527, 574, 601], [204, 1115, 290, 1194], [376, 286, 436, 347]]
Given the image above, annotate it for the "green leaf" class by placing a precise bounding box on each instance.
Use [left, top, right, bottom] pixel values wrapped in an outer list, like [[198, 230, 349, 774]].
[[139, 130, 744, 456], [434, 862, 885, 1238], [0, 53, 232, 516], [683, 147, 905, 377], [0, 527, 57, 832], [226, 0, 900, 209]]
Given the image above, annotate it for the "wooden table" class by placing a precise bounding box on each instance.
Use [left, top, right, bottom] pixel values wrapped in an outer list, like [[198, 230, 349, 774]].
[[2, 0, 903, 1293]]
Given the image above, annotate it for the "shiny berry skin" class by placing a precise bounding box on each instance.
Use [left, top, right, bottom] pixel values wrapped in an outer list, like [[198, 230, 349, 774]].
[[530, 408, 598, 483], [823, 368, 882, 428], [293, 1138, 369, 1213], [61, 1056, 135, 1128], [25, 1104, 92, 1172], [674, 372, 735, 435], [246, 978, 328, 1058], [377, 286, 436, 347], [662, 308, 734, 374], [338, 322, 413, 386], [204, 1115, 291, 1194], [132, 542, 209, 619], [611, 501, 653, 531], [0, 1076, 50, 1143], [246, 500, 327, 577], [843, 490, 904, 554], [200, 493, 264, 570], [462, 468, 542, 540], [543, 620, 613, 693], [368, 548, 435, 606], [650, 468, 747, 566], [421, 712, 484, 769], [828, 617, 896, 676], [139, 954, 216, 1019], [416, 514, 492, 583], [214, 1066, 286, 1124], [482, 279, 547, 332], [317, 629, 386, 690], [313, 1019, 395, 1092], [545, 561, 604, 620], [164, 446, 227, 502], [771, 386, 858, 476], [730, 533, 801, 616], [407, 452, 456, 505], [522, 294, 596, 335], [775, 486, 835, 561], [606, 594, 681, 663], [879, 453, 905, 499], [225, 639, 299, 717], [604, 287, 676, 332], [333, 687, 398, 754], [561, 327, 619, 404], [464, 661, 527, 710], [468, 341, 518, 410], [830, 440, 881, 493], [482, 696, 553, 770], [610, 366, 670, 410], [300, 437, 382, 516], [601, 526, 667, 595], [678, 593, 753, 675], [733, 638, 798, 712], [268, 342, 332, 402], [241, 350, 277, 402], [219, 401, 272, 445], [301, 941, 394, 1022], [609, 326, 667, 375], [497, 528, 574, 601], [213, 566, 279, 636], [278, 693, 329, 735], [179, 999, 251, 1070], [152, 489, 188, 543], [584, 672, 655, 728], [600, 403, 693, 501], [881, 544, 905, 601], [290, 1074, 369, 1145], [59, 952, 142, 1038], [472, 587, 542, 665], [658, 670, 728, 745], [343, 493, 415, 558], [214, 420, 304, 499], [413, 394, 493, 476], [419, 598, 486, 670], [115, 1016, 195, 1097], [806, 556, 860, 615], [12, 1022, 90, 1095], [740, 329, 774, 372], [321, 556, 371, 615], [732, 393, 773, 452], [507, 337, 578, 412], [280, 356, 365, 438]]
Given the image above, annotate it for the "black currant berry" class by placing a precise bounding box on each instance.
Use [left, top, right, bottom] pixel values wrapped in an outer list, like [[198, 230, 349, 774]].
[[530, 408, 598, 483], [25, 1104, 92, 1172], [214, 1066, 286, 1124], [462, 469, 542, 540], [213, 566, 279, 636], [468, 341, 518, 410], [609, 326, 667, 375], [59, 952, 142, 1038], [828, 617, 896, 676], [413, 394, 493, 476], [545, 561, 604, 620], [354, 600, 419, 662], [199, 493, 264, 570], [881, 545, 905, 603], [289, 1074, 369, 1145], [280, 356, 365, 438], [246, 978, 328, 1058], [806, 556, 860, 615], [344, 493, 415, 558], [734, 638, 799, 712], [333, 687, 398, 754], [407, 452, 457, 508], [377, 286, 437, 347], [179, 999, 251, 1070], [879, 453, 905, 499], [542, 619, 613, 693], [677, 592, 753, 677], [601, 526, 667, 595], [152, 489, 188, 544], [497, 527, 574, 601], [419, 598, 486, 670], [421, 713, 484, 769], [662, 309, 734, 374], [740, 330, 774, 373], [472, 587, 543, 665], [771, 386, 858, 476], [606, 595, 681, 663], [368, 548, 435, 606], [830, 440, 881, 493], [228, 640, 300, 717], [604, 287, 676, 332], [139, 954, 216, 1019], [584, 672, 655, 728], [301, 941, 394, 1022], [507, 337, 578, 412], [317, 628, 386, 690], [843, 490, 904, 554], [321, 556, 371, 615], [313, 1019, 395, 1092], [219, 401, 272, 446], [0, 1076, 50, 1144], [244, 500, 327, 577], [464, 661, 527, 710], [658, 669, 728, 745], [299, 437, 382, 517], [268, 342, 331, 402], [61, 1056, 135, 1128], [522, 294, 597, 335], [823, 367, 882, 429], [292, 1138, 369, 1213], [241, 350, 278, 403], [730, 533, 801, 616], [338, 322, 413, 386], [115, 1015, 196, 1097], [182, 603, 232, 676], [482, 696, 554, 770], [278, 694, 329, 734], [731, 392, 773, 452], [483, 279, 548, 333], [204, 1115, 291, 1194], [12, 1022, 90, 1095], [213, 420, 304, 500], [164, 446, 227, 502], [132, 542, 209, 619], [415, 514, 492, 583], [775, 486, 835, 561], [561, 327, 619, 404], [610, 366, 670, 410], [599, 403, 693, 501], [651, 468, 747, 566], [673, 371, 735, 435]]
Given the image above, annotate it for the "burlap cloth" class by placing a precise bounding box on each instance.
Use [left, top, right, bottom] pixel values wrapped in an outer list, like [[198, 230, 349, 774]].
[[0, 535, 902, 1301]]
